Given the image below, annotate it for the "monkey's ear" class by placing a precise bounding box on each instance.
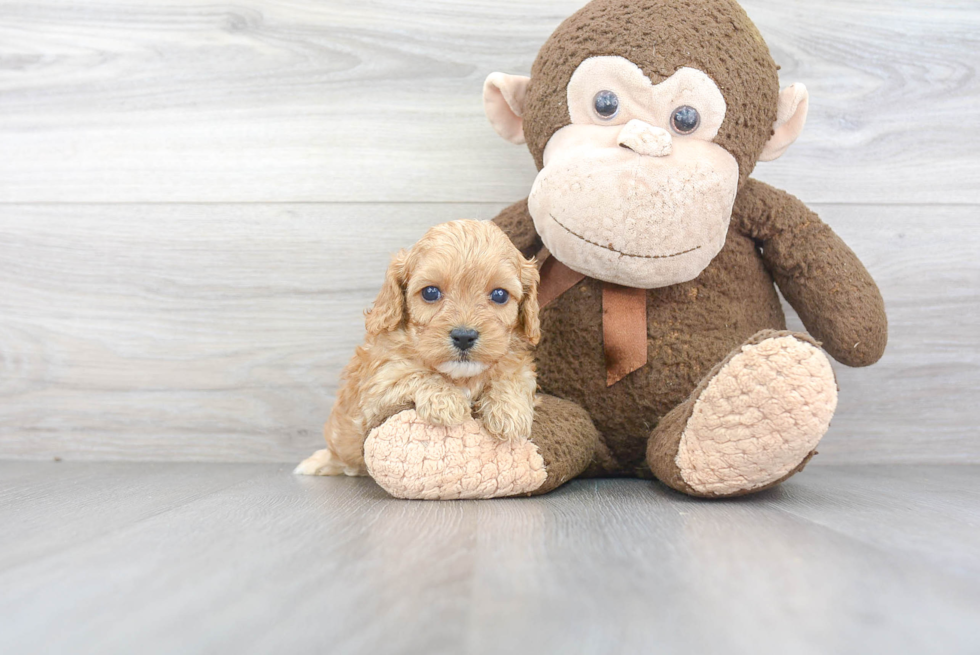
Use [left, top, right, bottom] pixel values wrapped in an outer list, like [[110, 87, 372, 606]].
[[759, 83, 809, 162], [365, 250, 409, 335], [483, 73, 530, 145]]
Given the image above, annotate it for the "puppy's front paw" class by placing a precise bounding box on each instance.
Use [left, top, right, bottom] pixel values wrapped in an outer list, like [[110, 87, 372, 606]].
[[479, 401, 534, 442], [415, 388, 471, 427]]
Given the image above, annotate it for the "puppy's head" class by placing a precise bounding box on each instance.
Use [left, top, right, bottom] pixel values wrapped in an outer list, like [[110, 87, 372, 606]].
[[366, 220, 540, 378]]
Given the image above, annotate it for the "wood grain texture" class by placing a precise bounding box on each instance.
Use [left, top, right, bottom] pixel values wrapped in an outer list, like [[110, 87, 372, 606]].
[[0, 0, 977, 203], [0, 203, 492, 462], [0, 203, 976, 464], [0, 0, 977, 465], [0, 463, 978, 655], [0, 462, 268, 572], [771, 465, 980, 579]]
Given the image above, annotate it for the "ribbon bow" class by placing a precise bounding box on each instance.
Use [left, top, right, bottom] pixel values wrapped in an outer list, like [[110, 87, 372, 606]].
[[537, 256, 648, 387]]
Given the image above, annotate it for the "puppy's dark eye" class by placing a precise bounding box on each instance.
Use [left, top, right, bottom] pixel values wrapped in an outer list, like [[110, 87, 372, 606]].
[[593, 90, 619, 120], [670, 105, 700, 135], [421, 286, 442, 302], [489, 289, 509, 305]]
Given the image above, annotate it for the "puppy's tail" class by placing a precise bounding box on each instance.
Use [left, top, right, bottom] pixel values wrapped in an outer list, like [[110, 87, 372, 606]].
[[293, 448, 349, 476]]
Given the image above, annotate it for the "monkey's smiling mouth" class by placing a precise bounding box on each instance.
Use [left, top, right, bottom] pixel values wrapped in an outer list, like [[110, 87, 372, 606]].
[[549, 214, 702, 260]]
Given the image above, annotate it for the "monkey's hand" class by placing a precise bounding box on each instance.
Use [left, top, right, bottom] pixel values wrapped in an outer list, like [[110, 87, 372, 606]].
[[414, 384, 472, 427]]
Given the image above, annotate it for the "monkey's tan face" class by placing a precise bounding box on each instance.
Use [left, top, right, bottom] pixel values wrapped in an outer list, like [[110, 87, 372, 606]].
[[527, 57, 740, 288]]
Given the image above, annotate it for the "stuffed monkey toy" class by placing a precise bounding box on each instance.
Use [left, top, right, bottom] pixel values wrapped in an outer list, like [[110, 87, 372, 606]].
[[360, 0, 887, 499]]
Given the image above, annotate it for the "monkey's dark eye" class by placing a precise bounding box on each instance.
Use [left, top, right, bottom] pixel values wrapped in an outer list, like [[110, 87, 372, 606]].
[[421, 286, 442, 302], [593, 90, 620, 120], [489, 289, 510, 305], [670, 106, 701, 134]]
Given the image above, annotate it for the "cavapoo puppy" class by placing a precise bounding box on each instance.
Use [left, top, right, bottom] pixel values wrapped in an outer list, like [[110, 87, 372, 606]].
[[295, 220, 541, 476]]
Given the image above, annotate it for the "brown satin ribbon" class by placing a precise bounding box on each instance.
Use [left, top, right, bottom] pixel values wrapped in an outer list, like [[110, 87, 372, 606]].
[[537, 255, 586, 308], [601, 283, 648, 386], [538, 256, 648, 387]]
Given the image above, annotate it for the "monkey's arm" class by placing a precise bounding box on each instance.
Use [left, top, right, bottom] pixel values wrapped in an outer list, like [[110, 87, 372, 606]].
[[491, 198, 542, 259], [734, 179, 887, 367]]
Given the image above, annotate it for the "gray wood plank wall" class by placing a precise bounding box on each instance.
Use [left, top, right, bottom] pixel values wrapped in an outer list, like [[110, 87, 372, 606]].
[[1, 0, 977, 464]]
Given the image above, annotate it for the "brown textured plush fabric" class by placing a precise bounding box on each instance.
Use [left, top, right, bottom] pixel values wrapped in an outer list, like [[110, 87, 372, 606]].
[[526, 394, 601, 495], [518, 209, 788, 474], [493, 195, 886, 478], [523, 0, 779, 186], [733, 180, 889, 367], [486, 0, 887, 497]]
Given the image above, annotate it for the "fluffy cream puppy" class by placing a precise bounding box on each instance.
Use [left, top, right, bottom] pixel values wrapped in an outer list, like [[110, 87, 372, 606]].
[[295, 220, 540, 476]]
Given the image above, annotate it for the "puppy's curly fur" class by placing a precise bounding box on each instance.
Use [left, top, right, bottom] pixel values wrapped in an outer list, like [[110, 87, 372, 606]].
[[295, 220, 541, 476]]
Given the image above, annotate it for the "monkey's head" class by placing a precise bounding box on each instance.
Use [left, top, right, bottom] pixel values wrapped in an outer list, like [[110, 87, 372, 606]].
[[483, 0, 808, 288]]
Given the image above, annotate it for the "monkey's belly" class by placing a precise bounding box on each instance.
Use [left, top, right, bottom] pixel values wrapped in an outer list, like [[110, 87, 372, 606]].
[[535, 233, 786, 474]]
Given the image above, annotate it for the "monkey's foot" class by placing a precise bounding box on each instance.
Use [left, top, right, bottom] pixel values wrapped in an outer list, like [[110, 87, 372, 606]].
[[648, 331, 838, 498], [363, 410, 547, 500]]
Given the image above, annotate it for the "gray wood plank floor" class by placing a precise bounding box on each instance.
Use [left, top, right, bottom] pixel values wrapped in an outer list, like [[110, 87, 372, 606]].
[[1, 462, 978, 655]]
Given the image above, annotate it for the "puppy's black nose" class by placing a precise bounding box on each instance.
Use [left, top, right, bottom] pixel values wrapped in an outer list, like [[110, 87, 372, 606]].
[[450, 328, 479, 352]]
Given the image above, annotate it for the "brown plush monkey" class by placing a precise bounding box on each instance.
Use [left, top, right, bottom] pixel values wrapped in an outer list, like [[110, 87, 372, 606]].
[[361, 0, 887, 499]]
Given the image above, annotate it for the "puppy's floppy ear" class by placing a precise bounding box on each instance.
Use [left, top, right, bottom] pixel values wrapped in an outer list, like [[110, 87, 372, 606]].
[[365, 250, 409, 335], [518, 256, 541, 345]]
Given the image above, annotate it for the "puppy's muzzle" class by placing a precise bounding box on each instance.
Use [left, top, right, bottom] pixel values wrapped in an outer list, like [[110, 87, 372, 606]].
[[450, 327, 479, 352]]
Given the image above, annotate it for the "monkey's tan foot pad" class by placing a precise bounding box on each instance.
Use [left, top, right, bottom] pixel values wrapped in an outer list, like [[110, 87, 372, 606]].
[[676, 334, 838, 496], [364, 410, 547, 500]]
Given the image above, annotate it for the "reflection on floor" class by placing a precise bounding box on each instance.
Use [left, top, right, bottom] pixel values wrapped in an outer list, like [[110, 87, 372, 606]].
[[1, 462, 978, 654]]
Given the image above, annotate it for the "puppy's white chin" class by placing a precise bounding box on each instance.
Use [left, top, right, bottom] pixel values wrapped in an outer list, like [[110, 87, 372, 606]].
[[437, 361, 489, 379]]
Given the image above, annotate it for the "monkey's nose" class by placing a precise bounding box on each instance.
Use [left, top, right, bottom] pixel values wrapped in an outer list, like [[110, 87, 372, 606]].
[[450, 327, 479, 352], [617, 119, 672, 157]]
